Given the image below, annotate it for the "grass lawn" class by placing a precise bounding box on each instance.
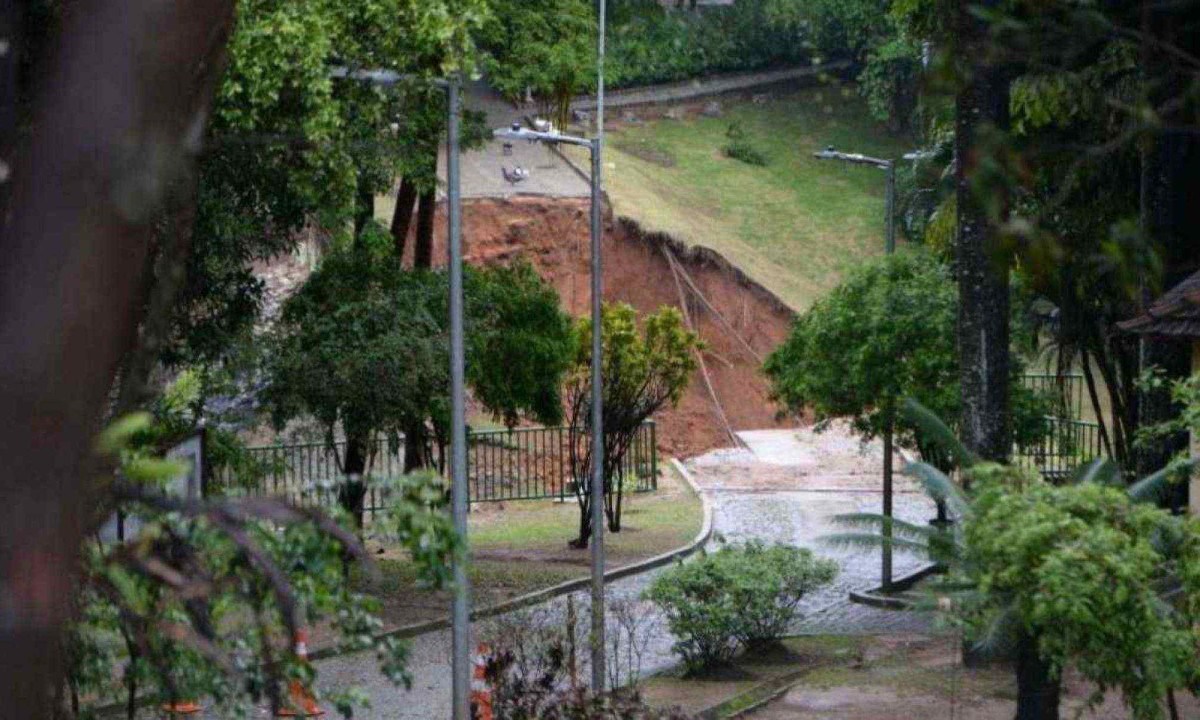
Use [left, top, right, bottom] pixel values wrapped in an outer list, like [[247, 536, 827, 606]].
[[575, 86, 913, 311], [349, 463, 703, 632]]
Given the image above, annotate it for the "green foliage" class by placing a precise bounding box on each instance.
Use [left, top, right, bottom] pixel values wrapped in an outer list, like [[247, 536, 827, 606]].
[[764, 251, 1050, 455], [468, 262, 574, 427], [962, 478, 1200, 719], [722, 122, 768, 166], [481, 0, 596, 130], [567, 303, 699, 541], [570, 303, 700, 415], [67, 416, 458, 717], [265, 234, 573, 470], [645, 541, 837, 672], [604, 0, 811, 89], [832, 406, 1200, 720], [265, 237, 446, 450], [166, 0, 490, 371]]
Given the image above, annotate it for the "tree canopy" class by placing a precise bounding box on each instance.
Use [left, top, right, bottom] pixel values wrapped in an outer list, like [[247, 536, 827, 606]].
[[565, 302, 699, 546], [481, 0, 597, 130], [764, 250, 1047, 454], [264, 230, 574, 524]]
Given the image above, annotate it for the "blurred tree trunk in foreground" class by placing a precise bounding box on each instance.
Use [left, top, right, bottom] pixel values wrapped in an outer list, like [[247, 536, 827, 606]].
[[955, 0, 1011, 465], [0, 2, 234, 715]]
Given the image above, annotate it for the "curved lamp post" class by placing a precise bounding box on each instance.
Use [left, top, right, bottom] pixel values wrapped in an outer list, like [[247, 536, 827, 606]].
[[330, 66, 472, 719]]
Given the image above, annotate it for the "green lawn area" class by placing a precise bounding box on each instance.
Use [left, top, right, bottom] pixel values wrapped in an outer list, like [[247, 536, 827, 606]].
[[349, 464, 703, 632], [583, 86, 913, 311]]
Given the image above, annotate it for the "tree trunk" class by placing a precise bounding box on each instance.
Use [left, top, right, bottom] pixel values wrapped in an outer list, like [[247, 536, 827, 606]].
[[955, 0, 1012, 465], [571, 490, 592, 549], [403, 422, 430, 472], [1136, 129, 1199, 490], [1015, 633, 1060, 720], [414, 189, 436, 269], [0, 3, 235, 715], [339, 436, 368, 533], [390, 177, 418, 260], [354, 175, 374, 239]]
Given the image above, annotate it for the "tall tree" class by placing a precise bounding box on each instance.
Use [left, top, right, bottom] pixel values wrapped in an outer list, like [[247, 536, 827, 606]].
[[954, 0, 1012, 465], [1134, 0, 1200, 479], [565, 304, 699, 548], [0, 2, 236, 714]]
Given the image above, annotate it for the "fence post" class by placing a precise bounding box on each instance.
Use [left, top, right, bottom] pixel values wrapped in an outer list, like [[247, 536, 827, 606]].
[[650, 420, 658, 490]]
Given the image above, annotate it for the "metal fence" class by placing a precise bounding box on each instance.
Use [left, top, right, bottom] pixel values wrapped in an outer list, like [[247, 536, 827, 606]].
[[216, 421, 658, 517], [1020, 372, 1086, 420], [1014, 416, 1105, 482]]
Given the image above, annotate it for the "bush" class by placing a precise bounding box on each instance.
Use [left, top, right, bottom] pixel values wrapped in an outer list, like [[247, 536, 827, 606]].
[[645, 541, 837, 672], [721, 122, 768, 166], [723, 140, 769, 166], [479, 608, 692, 719]]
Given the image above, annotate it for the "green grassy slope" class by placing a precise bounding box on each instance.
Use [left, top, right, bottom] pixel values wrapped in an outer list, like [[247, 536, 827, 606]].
[[593, 86, 912, 310]]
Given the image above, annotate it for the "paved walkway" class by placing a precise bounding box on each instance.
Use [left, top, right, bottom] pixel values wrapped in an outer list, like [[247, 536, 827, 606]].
[[307, 425, 937, 719], [571, 63, 848, 113], [438, 80, 590, 199]]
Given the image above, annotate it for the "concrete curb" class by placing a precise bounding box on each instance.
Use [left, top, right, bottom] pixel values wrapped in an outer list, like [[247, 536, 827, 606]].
[[570, 62, 852, 113], [847, 563, 941, 611], [311, 458, 713, 661]]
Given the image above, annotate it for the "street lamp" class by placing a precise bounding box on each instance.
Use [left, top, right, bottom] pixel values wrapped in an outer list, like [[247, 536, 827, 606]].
[[492, 123, 608, 692], [331, 67, 472, 720], [813, 146, 897, 255], [814, 145, 899, 590]]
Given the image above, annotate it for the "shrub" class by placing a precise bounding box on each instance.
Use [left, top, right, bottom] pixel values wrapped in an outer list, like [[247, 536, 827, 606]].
[[722, 122, 768, 166], [645, 541, 837, 672], [723, 140, 769, 166], [480, 608, 692, 719]]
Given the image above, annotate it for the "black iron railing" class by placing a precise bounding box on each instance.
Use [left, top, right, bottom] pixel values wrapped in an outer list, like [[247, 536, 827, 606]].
[[217, 421, 658, 518], [1014, 416, 1105, 482], [1020, 372, 1086, 421]]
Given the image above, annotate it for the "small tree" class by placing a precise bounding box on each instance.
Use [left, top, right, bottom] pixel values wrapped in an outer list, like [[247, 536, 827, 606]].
[[831, 400, 1200, 720], [566, 303, 699, 548], [764, 252, 1048, 537]]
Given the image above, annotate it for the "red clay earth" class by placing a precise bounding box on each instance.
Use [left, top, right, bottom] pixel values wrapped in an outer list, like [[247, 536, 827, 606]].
[[406, 196, 800, 457]]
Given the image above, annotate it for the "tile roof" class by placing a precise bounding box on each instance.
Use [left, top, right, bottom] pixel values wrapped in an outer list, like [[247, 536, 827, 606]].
[[1119, 269, 1200, 337]]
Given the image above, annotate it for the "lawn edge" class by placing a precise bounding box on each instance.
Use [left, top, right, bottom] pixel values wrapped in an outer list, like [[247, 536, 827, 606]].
[[309, 457, 713, 661]]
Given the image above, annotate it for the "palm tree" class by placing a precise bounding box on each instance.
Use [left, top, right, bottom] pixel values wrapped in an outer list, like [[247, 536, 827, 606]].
[[826, 398, 1192, 720]]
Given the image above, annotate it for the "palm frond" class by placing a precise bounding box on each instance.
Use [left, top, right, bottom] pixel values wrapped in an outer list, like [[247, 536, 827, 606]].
[[902, 397, 979, 469], [904, 461, 970, 518], [1072, 457, 1122, 487], [1127, 458, 1196, 504], [971, 603, 1021, 658], [831, 513, 935, 541], [821, 532, 933, 557]]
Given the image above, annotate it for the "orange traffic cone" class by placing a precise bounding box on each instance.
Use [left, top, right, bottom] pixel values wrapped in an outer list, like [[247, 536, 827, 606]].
[[470, 643, 493, 720], [160, 699, 202, 716], [276, 629, 324, 717]]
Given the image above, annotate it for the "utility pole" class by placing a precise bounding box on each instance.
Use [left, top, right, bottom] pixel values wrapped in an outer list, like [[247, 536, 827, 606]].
[[493, 123, 608, 690], [590, 0, 608, 695], [814, 146, 897, 589], [446, 76, 471, 720]]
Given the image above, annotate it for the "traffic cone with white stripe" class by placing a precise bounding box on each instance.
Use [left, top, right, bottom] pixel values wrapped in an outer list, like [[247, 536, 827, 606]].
[[470, 644, 493, 720], [276, 629, 324, 717]]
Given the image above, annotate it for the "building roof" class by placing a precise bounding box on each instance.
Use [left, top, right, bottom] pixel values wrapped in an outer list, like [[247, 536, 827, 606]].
[[1119, 269, 1200, 337]]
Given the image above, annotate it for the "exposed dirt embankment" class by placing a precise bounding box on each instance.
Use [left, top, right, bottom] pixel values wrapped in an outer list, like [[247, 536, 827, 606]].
[[420, 196, 799, 457]]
